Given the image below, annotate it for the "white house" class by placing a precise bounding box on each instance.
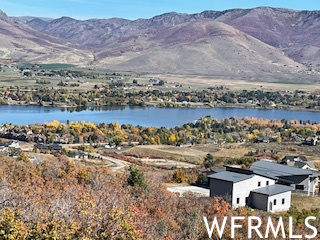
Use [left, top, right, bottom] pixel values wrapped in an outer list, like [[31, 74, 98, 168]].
[[250, 185, 291, 212], [208, 166, 292, 212], [6, 140, 19, 149]]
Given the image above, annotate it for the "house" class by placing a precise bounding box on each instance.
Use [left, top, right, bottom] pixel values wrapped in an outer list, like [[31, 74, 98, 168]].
[[283, 156, 308, 162], [69, 151, 89, 159], [281, 156, 317, 171], [250, 160, 320, 196], [256, 137, 270, 143], [50, 144, 63, 152], [0, 141, 20, 151], [290, 133, 304, 143], [6, 140, 19, 148], [304, 137, 318, 146], [34, 143, 62, 153], [249, 185, 291, 212], [208, 166, 291, 212]]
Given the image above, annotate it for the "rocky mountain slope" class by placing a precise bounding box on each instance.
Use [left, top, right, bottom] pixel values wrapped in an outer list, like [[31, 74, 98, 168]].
[[0, 10, 92, 64], [4, 7, 320, 77], [93, 19, 301, 76]]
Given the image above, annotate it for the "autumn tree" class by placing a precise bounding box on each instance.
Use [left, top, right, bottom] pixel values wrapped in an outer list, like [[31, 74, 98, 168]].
[[17, 151, 29, 163]]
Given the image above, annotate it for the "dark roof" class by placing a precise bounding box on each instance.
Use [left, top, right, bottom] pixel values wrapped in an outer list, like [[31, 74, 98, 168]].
[[250, 169, 280, 181], [208, 171, 253, 183], [311, 172, 320, 178], [251, 184, 293, 196], [212, 165, 279, 181], [212, 167, 226, 173], [286, 161, 315, 169], [225, 166, 254, 175], [283, 156, 308, 162], [250, 160, 315, 177]]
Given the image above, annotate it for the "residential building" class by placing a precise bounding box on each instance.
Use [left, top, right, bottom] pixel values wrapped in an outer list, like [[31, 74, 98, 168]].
[[34, 143, 62, 153], [6, 140, 19, 148], [249, 185, 291, 212], [281, 156, 317, 171], [208, 166, 291, 212], [256, 137, 270, 143], [250, 160, 320, 196]]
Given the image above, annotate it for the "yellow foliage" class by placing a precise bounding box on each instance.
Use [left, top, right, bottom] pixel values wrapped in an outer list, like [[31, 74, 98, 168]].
[[45, 120, 60, 129], [168, 134, 178, 144]]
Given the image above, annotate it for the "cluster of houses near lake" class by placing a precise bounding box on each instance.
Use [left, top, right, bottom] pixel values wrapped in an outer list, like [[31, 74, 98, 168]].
[[208, 156, 320, 212], [0, 126, 73, 144], [0, 140, 21, 157]]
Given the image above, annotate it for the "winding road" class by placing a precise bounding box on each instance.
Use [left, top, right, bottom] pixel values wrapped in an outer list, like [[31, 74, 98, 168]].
[[62, 143, 128, 172]]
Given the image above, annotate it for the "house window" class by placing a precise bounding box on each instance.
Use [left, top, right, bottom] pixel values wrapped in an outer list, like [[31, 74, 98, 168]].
[[266, 181, 269, 186], [258, 181, 261, 187], [282, 198, 285, 205], [296, 185, 304, 190], [274, 199, 277, 206], [236, 198, 240, 204]]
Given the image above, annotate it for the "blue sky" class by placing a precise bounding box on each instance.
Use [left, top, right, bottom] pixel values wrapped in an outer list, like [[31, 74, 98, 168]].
[[1, 0, 320, 19]]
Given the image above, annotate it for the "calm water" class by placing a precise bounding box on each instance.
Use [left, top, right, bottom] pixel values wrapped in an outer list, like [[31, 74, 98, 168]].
[[0, 105, 319, 128]]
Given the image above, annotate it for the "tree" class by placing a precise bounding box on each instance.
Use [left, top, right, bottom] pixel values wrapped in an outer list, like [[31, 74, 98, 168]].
[[203, 153, 214, 169], [276, 136, 282, 143], [17, 151, 29, 163], [112, 136, 123, 147], [127, 165, 148, 192], [196, 173, 207, 185]]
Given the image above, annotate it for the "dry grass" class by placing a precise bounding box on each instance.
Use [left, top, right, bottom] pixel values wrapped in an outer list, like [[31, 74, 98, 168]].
[[123, 143, 320, 167], [291, 194, 320, 210], [143, 73, 320, 91], [122, 145, 206, 164]]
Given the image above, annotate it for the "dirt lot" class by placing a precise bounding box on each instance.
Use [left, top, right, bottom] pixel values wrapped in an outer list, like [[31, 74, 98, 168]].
[[121, 142, 320, 168], [194, 144, 255, 159], [123, 145, 207, 164], [139, 157, 198, 168]]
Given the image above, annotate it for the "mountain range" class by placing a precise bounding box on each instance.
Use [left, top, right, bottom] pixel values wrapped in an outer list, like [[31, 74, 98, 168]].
[[2, 7, 320, 79]]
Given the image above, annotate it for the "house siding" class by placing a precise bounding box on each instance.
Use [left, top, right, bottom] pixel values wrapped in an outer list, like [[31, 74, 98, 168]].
[[249, 191, 291, 212], [209, 178, 233, 203], [249, 193, 268, 211], [282, 175, 317, 195], [232, 175, 276, 208], [267, 191, 291, 213]]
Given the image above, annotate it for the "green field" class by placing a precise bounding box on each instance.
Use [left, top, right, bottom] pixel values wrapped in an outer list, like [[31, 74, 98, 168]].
[[17, 63, 76, 70]]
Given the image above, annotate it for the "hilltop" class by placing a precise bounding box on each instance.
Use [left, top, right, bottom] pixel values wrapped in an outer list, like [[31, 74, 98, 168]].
[[2, 7, 320, 79]]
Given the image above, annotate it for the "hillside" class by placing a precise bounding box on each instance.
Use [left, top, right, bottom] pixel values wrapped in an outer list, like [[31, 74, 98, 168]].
[[3, 8, 320, 78], [0, 10, 92, 65], [196, 7, 320, 67], [95, 20, 302, 76], [20, 7, 320, 68]]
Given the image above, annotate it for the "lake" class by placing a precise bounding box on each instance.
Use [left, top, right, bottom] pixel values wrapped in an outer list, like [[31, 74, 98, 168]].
[[0, 105, 319, 128]]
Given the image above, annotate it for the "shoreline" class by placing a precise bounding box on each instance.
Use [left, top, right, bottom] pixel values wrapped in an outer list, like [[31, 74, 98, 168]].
[[3, 101, 320, 113]]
